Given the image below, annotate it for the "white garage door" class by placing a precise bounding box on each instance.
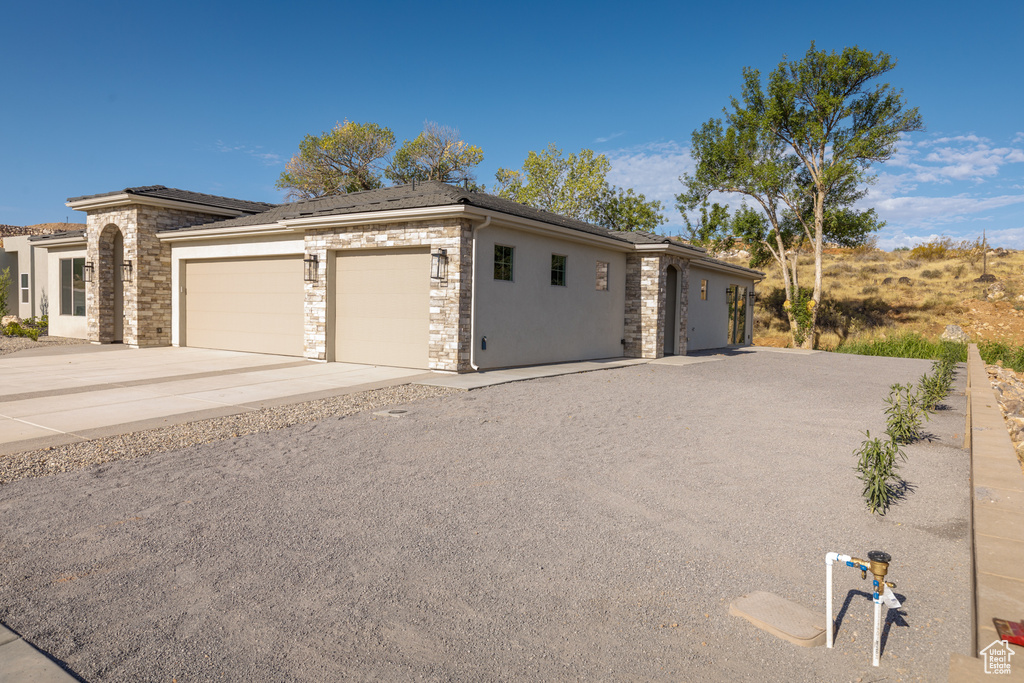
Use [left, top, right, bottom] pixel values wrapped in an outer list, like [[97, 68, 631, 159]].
[[334, 249, 430, 369], [184, 256, 304, 356]]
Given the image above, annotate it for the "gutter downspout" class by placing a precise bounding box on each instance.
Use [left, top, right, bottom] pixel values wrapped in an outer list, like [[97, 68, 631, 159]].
[[469, 215, 491, 371]]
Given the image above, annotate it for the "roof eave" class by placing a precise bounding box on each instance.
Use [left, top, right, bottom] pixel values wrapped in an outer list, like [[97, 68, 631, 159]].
[[66, 193, 250, 217], [29, 234, 88, 248]]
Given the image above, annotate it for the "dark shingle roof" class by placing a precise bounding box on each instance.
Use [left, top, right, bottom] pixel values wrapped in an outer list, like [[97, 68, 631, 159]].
[[29, 229, 86, 242], [67, 186, 276, 214], [163, 181, 706, 251]]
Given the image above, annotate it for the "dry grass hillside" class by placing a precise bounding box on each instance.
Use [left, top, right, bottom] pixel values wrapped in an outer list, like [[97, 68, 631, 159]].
[[721, 240, 1024, 349]]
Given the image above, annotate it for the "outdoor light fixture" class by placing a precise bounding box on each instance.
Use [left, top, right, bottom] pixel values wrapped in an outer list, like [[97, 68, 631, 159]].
[[83, 262, 94, 283], [304, 254, 319, 282], [748, 289, 756, 303], [431, 248, 448, 280], [120, 260, 133, 282]]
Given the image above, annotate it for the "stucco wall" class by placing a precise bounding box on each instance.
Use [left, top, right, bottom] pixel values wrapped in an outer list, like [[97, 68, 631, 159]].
[[2, 236, 50, 319], [687, 265, 755, 351], [169, 235, 305, 347], [474, 225, 627, 369], [46, 245, 89, 339]]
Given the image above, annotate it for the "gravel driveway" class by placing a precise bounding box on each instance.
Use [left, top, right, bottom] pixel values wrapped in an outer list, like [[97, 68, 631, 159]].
[[0, 349, 971, 682]]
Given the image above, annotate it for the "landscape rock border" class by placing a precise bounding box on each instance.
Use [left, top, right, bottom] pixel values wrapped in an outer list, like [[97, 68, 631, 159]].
[[985, 363, 1024, 467]]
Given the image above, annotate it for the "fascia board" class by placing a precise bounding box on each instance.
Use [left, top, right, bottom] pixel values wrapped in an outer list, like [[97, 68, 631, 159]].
[[690, 258, 765, 280], [66, 194, 247, 217], [277, 204, 471, 229], [632, 242, 708, 259], [29, 236, 88, 248], [157, 225, 294, 242], [463, 207, 636, 253]]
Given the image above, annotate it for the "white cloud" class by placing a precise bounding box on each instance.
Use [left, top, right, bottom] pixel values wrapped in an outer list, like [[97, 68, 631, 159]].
[[873, 193, 1024, 227], [605, 141, 693, 210], [1014, 132, 1024, 144], [216, 140, 282, 166], [877, 225, 1024, 251], [594, 131, 625, 144]]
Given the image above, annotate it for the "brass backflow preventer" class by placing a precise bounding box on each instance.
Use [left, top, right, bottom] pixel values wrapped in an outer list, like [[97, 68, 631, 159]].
[[825, 550, 901, 667]]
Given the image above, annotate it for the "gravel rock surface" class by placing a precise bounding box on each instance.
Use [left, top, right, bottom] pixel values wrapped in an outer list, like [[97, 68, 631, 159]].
[[0, 350, 972, 682], [0, 384, 460, 484], [0, 334, 89, 357]]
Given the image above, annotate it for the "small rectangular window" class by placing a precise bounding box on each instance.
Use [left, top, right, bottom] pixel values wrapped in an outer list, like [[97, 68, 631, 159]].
[[494, 245, 514, 281], [20, 273, 29, 304], [551, 254, 567, 286], [596, 261, 609, 291], [701, 279, 708, 300], [60, 257, 86, 317]]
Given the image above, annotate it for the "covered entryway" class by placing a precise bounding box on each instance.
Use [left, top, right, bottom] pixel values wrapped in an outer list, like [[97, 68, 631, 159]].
[[333, 248, 430, 369], [183, 256, 304, 356]]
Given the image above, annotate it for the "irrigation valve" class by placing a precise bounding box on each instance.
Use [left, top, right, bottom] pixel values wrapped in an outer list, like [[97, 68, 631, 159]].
[[825, 550, 902, 667]]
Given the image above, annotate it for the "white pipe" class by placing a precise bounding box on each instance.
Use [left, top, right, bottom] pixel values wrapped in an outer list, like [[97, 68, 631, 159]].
[[469, 216, 491, 371], [872, 597, 882, 667], [826, 559, 834, 648], [825, 553, 852, 650]]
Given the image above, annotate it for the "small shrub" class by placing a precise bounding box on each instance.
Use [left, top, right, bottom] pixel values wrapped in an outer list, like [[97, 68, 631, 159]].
[[910, 242, 948, 261], [3, 322, 40, 341], [896, 259, 921, 270], [885, 383, 927, 444], [861, 285, 879, 295], [854, 430, 907, 515], [920, 269, 943, 279]]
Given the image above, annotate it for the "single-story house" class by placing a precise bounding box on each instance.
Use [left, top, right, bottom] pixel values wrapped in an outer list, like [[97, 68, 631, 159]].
[[0, 234, 51, 322], [11, 181, 761, 371]]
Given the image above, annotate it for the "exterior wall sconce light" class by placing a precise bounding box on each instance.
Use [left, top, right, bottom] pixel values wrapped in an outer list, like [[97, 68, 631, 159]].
[[83, 262, 94, 283], [431, 248, 448, 280], [747, 289, 756, 304], [304, 254, 319, 282], [121, 260, 133, 283]]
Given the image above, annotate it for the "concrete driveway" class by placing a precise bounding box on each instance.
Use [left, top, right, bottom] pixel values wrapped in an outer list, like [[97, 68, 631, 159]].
[[0, 346, 428, 455]]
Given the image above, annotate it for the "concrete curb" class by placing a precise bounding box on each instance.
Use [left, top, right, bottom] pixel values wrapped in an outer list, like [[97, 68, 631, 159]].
[[949, 345, 1024, 681], [0, 624, 80, 682]]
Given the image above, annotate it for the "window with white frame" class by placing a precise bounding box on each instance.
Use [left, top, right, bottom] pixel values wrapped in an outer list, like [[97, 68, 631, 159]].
[[20, 273, 29, 304], [494, 245, 514, 281], [60, 258, 86, 317], [550, 254, 567, 286]]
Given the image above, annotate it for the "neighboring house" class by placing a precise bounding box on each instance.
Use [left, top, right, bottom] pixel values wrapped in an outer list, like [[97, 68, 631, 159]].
[[20, 182, 761, 371], [0, 225, 77, 320]]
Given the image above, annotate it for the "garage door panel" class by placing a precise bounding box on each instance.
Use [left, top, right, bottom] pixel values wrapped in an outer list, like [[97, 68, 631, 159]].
[[333, 250, 429, 369], [184, 257, 304, 357]]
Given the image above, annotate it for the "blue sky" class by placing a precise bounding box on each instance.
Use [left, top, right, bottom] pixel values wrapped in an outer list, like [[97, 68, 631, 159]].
[[2, 0, 1022, 249]]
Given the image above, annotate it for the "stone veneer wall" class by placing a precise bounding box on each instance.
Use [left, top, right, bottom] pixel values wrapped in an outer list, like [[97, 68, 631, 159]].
[[85, 205, 226, 346], [623, 254, 690, 359], [303, 218, 473, 372]]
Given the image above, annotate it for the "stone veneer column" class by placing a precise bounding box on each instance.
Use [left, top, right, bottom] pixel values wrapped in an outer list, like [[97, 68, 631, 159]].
[[85, 205, 228, 347], [623, 253, 691, 358], [303, 218, 473, 372]]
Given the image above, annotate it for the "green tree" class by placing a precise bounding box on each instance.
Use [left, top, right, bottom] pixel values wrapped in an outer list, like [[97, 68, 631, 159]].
[[596, 186, 667, 232], [495, 144, 665, 231], [277, 120, 395, 199], [385, 122, 484, 186], [0, 266, 10, 319], [678, 43, 921, 347]]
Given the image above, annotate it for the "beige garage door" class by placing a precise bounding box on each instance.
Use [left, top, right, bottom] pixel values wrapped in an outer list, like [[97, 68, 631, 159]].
[[184, 256, 304, 356], [334, 249, 429, 368]]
